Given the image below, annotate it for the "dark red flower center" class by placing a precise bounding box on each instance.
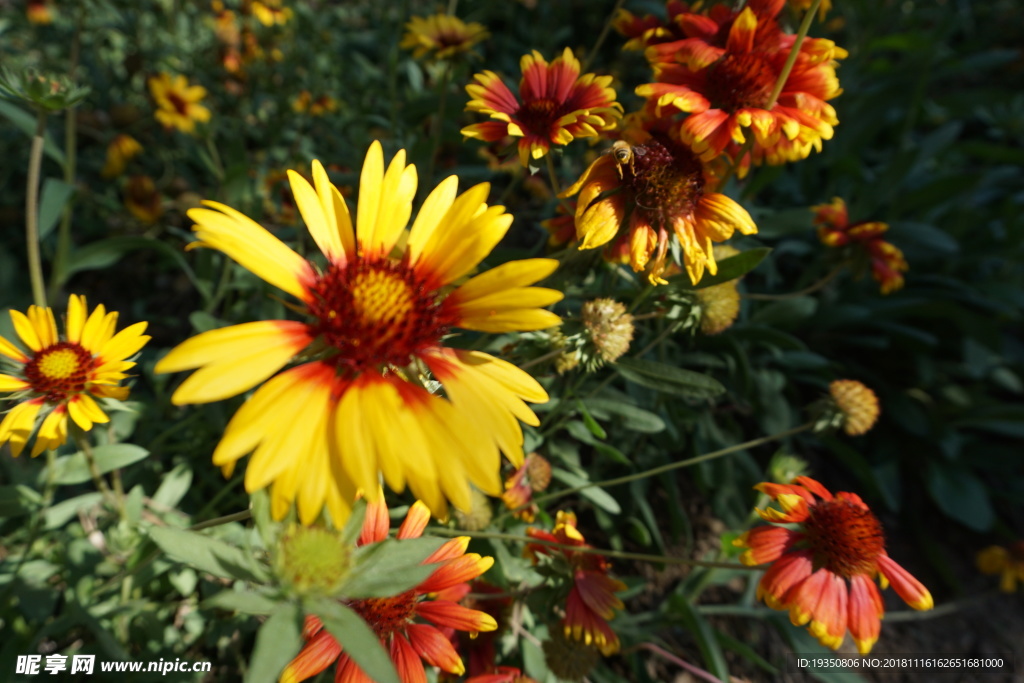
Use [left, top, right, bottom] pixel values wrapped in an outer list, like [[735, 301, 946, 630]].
[[23, 342, 93, 402], [306, 259, 455, 374], [349, 591, 417, 640], [516, 98, 565, 137], [167, 91, 190, 116], [623, 135, 706, 228], [705, 53, 777, 111], [803, 499, 885, 577]]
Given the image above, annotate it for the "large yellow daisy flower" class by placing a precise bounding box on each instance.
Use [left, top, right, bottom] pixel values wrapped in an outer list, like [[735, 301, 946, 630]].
[[156, 141, 563, 525], [0, 295, 150, 457]]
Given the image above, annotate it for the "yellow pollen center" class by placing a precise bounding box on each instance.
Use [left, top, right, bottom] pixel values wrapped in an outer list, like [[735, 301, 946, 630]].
[[349, 269, 415, 326], [38, 348, 83, 380]]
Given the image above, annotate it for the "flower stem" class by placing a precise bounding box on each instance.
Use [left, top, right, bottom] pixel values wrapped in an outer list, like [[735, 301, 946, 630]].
[[26, 110, 49, 309], [0, 449, 58, 607], [518, 348, 564, 371], [743, 262, 844, 300], [545, 153, 563, 196], [424, 60, 452, 192], [581, 0, 627, 74], [766, 0, 823, 109], [72, 428, 121, 514], [428, 526, 756, 569], [526, 422, 815, 510], [630, 643, 725, 683], [189, 509, 252, 531]]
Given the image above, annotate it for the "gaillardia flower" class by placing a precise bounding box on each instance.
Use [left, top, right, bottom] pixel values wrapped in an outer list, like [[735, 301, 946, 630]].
[[976, 541, 1024, 593], [0, 295, 150, 457], [813, 197, 908, 294], [124, 175, 164, 224], [148, 73, 212, 134], [280, 497, 497, 683], [636, 4, 845, 165], [156, 142, 562, 524], [562, 131, 756, 284], [527, 511, 626, 655], [400, 14, 489, 61], [462, 48, 622, 166], [735, 476, 933, 654]]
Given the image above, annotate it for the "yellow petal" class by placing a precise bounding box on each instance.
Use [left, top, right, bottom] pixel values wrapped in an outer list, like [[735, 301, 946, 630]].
[[98, 322, 150, 364], [407, 175, 459, 264], [66, 295, 87, 343], [29, 306, 58, 348], [10, 309, 43, 352], [451, 258, 559, 302], [0, 334, 28, 362], [458, 309, 563, 333], [67, 393, 109, 431], [32, 407, 68, 457], [0, 374, 31, 391], [313, 160, 356, 262], [188, 201, 314, 301], [0, 400, 44, 457], [333, 379, 383, 495], [457, 350, 549, 404]]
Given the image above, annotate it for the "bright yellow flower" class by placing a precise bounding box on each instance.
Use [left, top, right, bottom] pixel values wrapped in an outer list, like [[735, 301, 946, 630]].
[[148, 73, 212, 134], [101, 134, 143, 179], [400, 14, 489, 60], [156, 142, 563, 525], [0, 295, 150, 457]]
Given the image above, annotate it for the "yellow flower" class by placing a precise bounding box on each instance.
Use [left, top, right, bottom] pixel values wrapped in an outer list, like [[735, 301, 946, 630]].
[[829, 379, 880, 436], [251, 0, 292, 26], [148, 73, 212, 134], [0, 295, 150, 457], [124, 176, 164, 224], [400, 14, 489, 61], [156, 142, 563, 525], [101, 134, 143, 179], [977, 542, 1024, 593]]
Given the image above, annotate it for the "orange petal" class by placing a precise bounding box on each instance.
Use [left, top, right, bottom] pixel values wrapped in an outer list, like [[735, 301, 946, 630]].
[[415, 600, 498, 633], [876, 554, 933, 611], [405, 623, 465, 675], [847, 573, 883, 655], [279, 628, 342, 683], [390, 634, 427, 683]]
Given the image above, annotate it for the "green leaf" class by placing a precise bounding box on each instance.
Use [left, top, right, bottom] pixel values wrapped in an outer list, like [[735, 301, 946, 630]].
[[311, 600, 400, 683], [0, 485, 42, 518], [148, 526, 270, 584], [151, 463, 193, 509], [552, 468, 621, 514], [51, 444, 150, 485], [925, 461, 994, 531], [44, 492, 104, 529], [585, 397, 666, 433], [37, 178, 75, 240], [576, 399, 607, 439], [55, 236, 210, 298], [668, 594, 730, 681], [750, 296, 818, 327], [615, 357, 726, 400], [0, 99, 65, 165], [203, 590, 280, 616], [244, 603, 304, 683], [339, 498, 368, 547], [669, 247, 771, 289], [342, 536, 445, 598]]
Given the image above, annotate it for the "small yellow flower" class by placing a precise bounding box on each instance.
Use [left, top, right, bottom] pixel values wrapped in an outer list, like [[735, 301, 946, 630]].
[[977, 542, 1024, 593], [124, 176, 163, 224], [101, 134, 143, 179], [251, 0, 292, 26], [400, 14, 489, 61], [148, 73, 212, 134], [0, 295, 150, 456], [829, 380, 880, 436]]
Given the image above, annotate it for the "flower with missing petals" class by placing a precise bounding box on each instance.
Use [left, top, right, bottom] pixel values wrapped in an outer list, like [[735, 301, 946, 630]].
[[280, 497, 497, 682], [735, 476, 933, 654], [828, 379, 880, 436], [462, 48, 621, 166], [526, 511, 626, 656], [0, 295, 149, 457]]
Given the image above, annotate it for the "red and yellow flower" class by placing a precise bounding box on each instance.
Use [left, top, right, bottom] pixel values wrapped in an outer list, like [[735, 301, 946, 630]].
[[124, 175, 164, 224], [400, 14, 489, 61], [814, 197, 908, 294], [280, 497, 497, 683], [27, 0, 55, 24], [612, 1, 691, 51], [526, 511, 626, 656], [462, 48, 622, 166], [735, 476, 933, 654], [148, 73, 212, 134], [501, 453, 552, 522], [977, 541, 1024, 593], [561, 125, 756, 285], [466, 667, 537, 683], [155, 142, 562, 525], [636, 2, 845, 165], [0, 295, 150, 457]]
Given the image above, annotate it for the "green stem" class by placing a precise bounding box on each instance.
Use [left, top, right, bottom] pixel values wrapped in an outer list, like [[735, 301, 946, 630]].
[[545, 153, 563, 197], [518, 348, 564, 371], [765, 0, 823, 109], [0, 449, 58, 606], [526, 422, 814, 511], [72, 428, 121, 514], [743, 262, 844, 300], [48, 5, 84, 304], [631, 643, 723, 683], [189, 509, 252, 531], [26, 110, 48, 309], [428, 526, 755, 569], [581, 0, 628, 74]]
